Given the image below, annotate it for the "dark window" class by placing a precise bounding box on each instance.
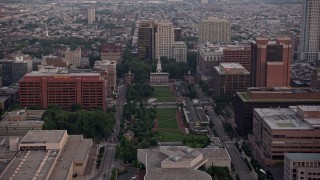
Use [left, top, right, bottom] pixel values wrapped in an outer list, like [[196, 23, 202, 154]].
[[266, 45, 283, 61]]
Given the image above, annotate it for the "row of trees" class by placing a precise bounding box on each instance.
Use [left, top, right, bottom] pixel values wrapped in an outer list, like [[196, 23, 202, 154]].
[[116, 102, 159, 162], [182, 135, 210, 148], [126, 83, 154, 102], [42, 105, 115, 140], [117, 47, 198, 82]]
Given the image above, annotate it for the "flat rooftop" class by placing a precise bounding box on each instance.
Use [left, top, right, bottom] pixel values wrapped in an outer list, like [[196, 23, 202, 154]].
[[254, 108, 313, 130], [25, 72, 101, 77], [138, 147, 211, 180], [0, 120, 44, 126], [285, 153, 320, 161], [20, 130, 67, 144], [50, 135, 92, 179], [237, 91, 320, 102], [200, 148, 231, 160], [1, 150, 57, 180]]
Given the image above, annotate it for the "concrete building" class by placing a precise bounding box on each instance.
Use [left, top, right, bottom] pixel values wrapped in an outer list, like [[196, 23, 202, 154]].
[[150, 59, 169, 83], [251, 106, 320, 166], [1, 57, 32, 86], [197, 43, 224, 80], [198, 17, 230, 44], [87, 6, 95, 24], [250, 37, 291, 87], [155, 22, 175, 60], [0, 130, 92, 180], [223, 46, 251, 71], [173, 41, 187, 62], [19, 71, 106, 110], [234, 87, 320, 136], [174, 28, 182, 41], [138, 19, 155, 61], [0, 83, 19, 108], [64, 47, 81, 68], [100, 43, 122, 63], [40, 55, 68, 69], [300, 0, 320, 62], [284, 153, 320, 180], [212, 63, 250, 96], [94, 60, 117, 92], [137, 146, 231, 180]]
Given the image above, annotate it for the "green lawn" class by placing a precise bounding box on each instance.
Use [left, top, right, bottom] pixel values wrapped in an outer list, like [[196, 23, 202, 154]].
[[152, 86, 176, 102], [158, 130, 185, 142], [156, 108, 183, 142]]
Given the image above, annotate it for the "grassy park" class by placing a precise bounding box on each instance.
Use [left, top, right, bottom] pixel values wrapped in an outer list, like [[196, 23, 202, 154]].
[[156, 108, 184, 142], [151, 86, 176, 102]]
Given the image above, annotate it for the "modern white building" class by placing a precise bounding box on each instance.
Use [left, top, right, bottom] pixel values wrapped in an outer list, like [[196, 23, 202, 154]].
[[300, 0, 320, 61], [137, 146, 231, 180], [155, 22, 175, 60], [173, 41, 187, 62], [198, 17, 231, 45], [87, 7, 95, 25]]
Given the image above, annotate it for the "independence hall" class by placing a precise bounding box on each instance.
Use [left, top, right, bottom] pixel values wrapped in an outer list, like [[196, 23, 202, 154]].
[[19, 71, 107, 110]]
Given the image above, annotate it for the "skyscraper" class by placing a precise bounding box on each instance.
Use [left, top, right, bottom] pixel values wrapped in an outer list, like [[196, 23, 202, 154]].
[[155, 22, 175, 60], [198, 17, 230, 45], [1, 57, 32, 86], [300, 0, 320, 62], [250, 37, 291, 87], [138, 19, 155, 61], [87, 7, 95, 25]]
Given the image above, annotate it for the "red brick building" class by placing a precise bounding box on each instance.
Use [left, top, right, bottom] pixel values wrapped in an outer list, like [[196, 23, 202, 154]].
[[251, 37, 291, 87], [223, 46, 251, 71], [19, 73, 106, 110], [100, 43, 122, 63]]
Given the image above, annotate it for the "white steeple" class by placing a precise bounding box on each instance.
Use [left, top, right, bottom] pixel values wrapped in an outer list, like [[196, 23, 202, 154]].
[[156, 59, 162, 72]]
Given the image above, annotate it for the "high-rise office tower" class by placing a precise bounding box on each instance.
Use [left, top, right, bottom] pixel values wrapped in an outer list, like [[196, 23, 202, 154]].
[[87, 7, 95, 25], [300, 0, 320, 62], [155, 22, 175, 60], [1, 56, 32, 86], [198, 17, 230, 45], [138, 19, 155, 61], [250, 37, 291, 87]]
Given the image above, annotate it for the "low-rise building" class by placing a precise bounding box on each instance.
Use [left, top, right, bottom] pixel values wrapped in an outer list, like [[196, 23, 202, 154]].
[[284, 153, 320, 180], [212, 63, 250, 96], [251, 106, 320, 166], [137, 146, 231, 180], [150, 60, 169, 83], [0, 109, 45, 136], [0, 130, 92, 179]]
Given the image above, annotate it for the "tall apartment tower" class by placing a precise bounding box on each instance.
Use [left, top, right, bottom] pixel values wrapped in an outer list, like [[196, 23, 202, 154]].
[[250, 37, 291, 87], [87, 7, 95, 25], [155, 22, 175, 60], [300, 0, 320, 62], [198, 17, 231, 44], [64, 47, 81, 68], [138, 19, 155, 61]]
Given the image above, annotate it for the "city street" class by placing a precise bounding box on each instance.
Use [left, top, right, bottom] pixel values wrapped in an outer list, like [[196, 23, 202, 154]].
[[195, 86, 255, 180], [92, 84, 127, 180]]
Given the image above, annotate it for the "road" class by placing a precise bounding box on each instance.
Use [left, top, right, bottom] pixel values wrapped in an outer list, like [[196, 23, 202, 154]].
[[92, 84, 127, 180], [195, 86, 255, 180]]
